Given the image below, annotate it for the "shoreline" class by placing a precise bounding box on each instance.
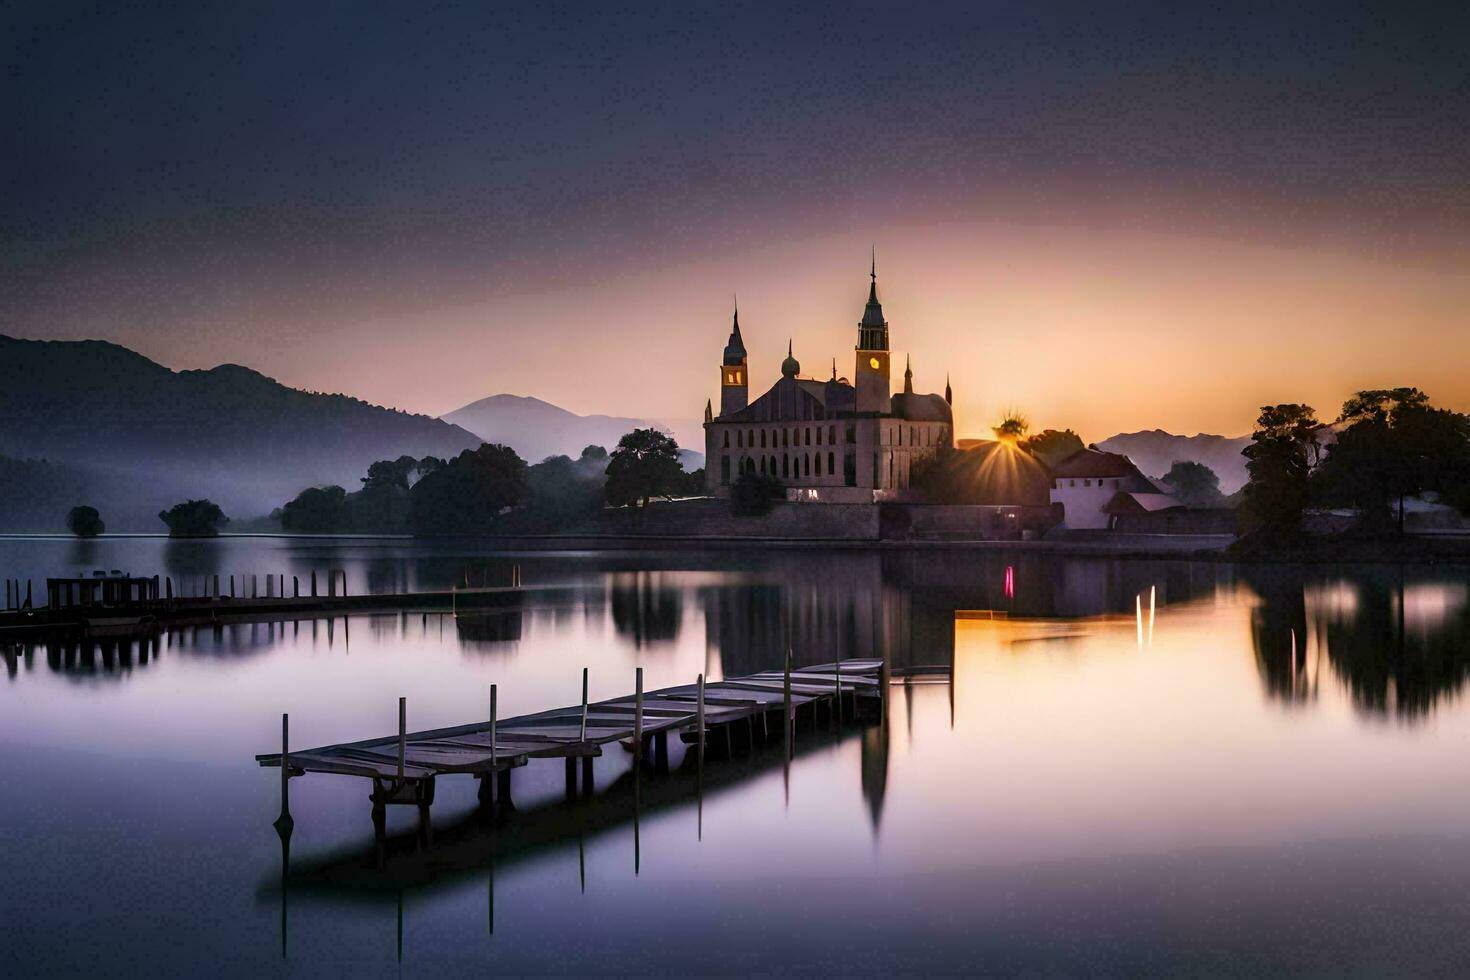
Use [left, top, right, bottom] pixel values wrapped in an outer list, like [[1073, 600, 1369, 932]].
[[7, 530, 1470, 564]]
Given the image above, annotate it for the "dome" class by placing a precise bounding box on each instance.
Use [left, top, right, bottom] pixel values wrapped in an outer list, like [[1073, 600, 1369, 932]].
[[780, 339, 800, 378]]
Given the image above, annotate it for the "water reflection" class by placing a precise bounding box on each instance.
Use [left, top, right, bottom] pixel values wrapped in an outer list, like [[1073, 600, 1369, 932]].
[[1239, 566, 1470, 721], [609, 572, 683, 647]]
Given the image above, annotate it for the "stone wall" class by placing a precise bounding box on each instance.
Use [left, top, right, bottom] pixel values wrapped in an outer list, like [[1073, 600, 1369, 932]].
[[589, 497, 880, 539]]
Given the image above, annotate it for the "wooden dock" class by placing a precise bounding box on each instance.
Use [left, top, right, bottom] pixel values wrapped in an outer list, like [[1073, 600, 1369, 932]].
[[255, 658, 886, 844]]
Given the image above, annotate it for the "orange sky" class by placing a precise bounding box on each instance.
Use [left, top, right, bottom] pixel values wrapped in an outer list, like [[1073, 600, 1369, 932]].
[[269, 217, 1469, 444]]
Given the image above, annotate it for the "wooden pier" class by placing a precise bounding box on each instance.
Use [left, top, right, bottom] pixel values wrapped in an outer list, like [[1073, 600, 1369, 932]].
[[255, 658, 887, 845]]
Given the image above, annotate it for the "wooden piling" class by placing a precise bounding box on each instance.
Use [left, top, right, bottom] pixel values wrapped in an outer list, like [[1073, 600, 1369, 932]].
[[397, 697, 406, 784], [489, 684, 498, 767], [293, 575, 299, 598], [229, 575, 236, 598], [634, 667, 644, 767], [310, 571, 317, 598], [696, 672, 706, 768], [279, 713, 290, 818], [579, 667, 589, 742], [213, 575, 219, 597]]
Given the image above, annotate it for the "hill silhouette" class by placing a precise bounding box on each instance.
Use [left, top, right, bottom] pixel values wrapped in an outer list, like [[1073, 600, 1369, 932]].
[[1096, 429, 1250, 492], [444, 393, 704, 470], [0, 335, 481, 530]]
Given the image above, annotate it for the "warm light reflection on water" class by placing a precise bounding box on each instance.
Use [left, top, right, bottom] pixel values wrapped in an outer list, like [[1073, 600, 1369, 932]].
[[6, 537, 1470, 974]]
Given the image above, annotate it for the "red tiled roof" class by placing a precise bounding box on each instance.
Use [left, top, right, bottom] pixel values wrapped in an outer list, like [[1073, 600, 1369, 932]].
[[1050, 447, 1144, 479]]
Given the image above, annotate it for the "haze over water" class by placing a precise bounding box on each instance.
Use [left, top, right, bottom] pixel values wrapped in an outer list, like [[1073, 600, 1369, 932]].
[[5, 538, 1470, 974]]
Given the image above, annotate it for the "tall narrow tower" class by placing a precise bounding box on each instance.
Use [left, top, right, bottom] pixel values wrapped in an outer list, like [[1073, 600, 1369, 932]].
[[854, 253, 891, 414], [719, 304, 748, 417]]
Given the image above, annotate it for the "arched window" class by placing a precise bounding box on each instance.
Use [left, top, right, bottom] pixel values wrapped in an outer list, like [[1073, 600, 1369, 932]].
[[760, 430, 766, 449], [804, 454, 810, 476], [760, 456, 767, 475], [805, 428, 812, 446], [816, 427, 823, 446], [828, 451, 835, 475], [782, 429, 788, 448], [815, 453, 822, 476], [782, 455, 789, 478], [723, 431, 730, 448]]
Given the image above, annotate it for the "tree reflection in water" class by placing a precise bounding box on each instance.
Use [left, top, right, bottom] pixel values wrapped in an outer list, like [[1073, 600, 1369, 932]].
[[1244, 566, 1470, 721]]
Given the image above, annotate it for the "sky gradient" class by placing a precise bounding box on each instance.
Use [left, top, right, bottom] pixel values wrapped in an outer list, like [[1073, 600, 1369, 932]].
[[5, 1, 1469, 442]]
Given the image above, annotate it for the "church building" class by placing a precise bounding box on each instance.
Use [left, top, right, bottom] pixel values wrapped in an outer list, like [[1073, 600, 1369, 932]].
[[703, 262, 953, 501]]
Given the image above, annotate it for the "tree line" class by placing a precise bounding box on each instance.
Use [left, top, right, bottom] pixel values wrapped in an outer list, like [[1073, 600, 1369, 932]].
[[1238, 388, 1470, 544]]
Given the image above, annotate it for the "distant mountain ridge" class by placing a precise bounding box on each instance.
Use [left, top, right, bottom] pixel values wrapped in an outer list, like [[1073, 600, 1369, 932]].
[[0, 335, 482, 529], [1095, 429, 1251, 493], [443, 393, 704, 470]]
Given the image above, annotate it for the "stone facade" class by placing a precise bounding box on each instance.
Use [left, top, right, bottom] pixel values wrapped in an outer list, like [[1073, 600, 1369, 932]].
[[704, 264, 953, 499]]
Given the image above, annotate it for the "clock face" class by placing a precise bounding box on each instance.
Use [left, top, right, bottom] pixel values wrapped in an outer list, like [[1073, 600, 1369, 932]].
[[869, 357, 881, 370]]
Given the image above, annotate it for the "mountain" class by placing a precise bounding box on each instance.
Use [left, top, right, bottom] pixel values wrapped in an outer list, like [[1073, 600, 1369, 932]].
[[443, 394, 704, 470], [0, 335, 482, 530], [1095, 429, 1251, 492]]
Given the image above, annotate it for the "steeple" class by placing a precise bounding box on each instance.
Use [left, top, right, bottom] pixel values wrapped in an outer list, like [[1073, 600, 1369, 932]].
[[831, 357, 837, 381], [903, 354, 913, 394], [704, 398, 713, 423], [945, 372, 952, 405], [858, 250, 889, 350], [718, 299, 749, 417], [781, 338, 800, 378], [723, 300, 747, 365]]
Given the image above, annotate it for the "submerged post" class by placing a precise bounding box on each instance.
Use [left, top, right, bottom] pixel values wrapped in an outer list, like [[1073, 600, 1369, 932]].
[[310, 571, 317, 598], [634, 667, 644, 767], [397, 697, 406, 784], [489, 684, 498, 767], [293, 575, 299, 598]]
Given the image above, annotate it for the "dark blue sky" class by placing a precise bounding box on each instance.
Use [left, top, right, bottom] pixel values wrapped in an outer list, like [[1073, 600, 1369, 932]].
[[3, 1, 1468, 431]]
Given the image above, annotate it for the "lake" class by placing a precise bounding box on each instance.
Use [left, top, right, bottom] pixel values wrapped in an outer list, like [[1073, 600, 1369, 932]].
[[5, 536, 1470, 976]]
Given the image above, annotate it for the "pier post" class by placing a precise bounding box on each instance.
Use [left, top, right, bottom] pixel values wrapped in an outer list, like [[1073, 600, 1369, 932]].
[[784, 646, 793, 756], [230, 575, 236, 598], [339, 571, 347, 598], [696, 672, 706, 771], [634, 667, 644, 769], [489, 684, 498, 767], [293, 575, 299, 598], [834, 661, 842, 725], [310, 571, 317, 598], [252, 574, 258, 599], [213, 575, 219, 598], [579, 667, 588, 742], [274, 713, 293, 833], [397, 697, 406, 785], [328, 572, 336, 598]]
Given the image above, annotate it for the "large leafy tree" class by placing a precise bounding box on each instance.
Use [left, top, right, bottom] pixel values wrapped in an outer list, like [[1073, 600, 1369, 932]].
[[1161, 461, 1225, 508], [280, 485, 350, 532], [1019, 428, 1084, 469], [410, 444, 528, 534], [66, 505, 105, 537], [527, 453, 606, 528], [1239, 404, 1320, 540], [605, 428, 685, 507], [1313, 388, 1470, 534], [158, 499, 228, 537]]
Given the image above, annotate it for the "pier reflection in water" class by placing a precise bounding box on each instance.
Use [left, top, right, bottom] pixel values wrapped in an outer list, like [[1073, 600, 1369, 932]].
[[7, 541, 1470, 974]]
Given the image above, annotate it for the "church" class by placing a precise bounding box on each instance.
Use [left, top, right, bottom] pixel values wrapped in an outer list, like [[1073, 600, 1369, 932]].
[[703, 262, 954, 501]]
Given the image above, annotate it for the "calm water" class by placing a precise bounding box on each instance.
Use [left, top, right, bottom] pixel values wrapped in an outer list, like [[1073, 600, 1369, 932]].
[[5, 536, 1470, 976]]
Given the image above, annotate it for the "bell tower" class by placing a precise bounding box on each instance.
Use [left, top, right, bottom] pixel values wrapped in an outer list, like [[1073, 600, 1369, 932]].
[[854, 253, 890, 414], [719, 303, 748, 417]]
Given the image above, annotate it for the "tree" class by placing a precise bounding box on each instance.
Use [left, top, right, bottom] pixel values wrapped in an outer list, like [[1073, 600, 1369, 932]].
[[729, 471, 784, 516], [280, 485, 350, 532], [605, 428, 684, 507], [409, 443, 528, 534], [527, 454, 605, 529], [1238, 404, 1320, 541], [1019, 429, 1085, 469], [579, 445, 609, 466], [1313, 388, 1470, 534], [993, 411, 1029, 443], [158, 499, 228, 537], [66, 505, 105, 537], [1161, 461, 1225, 508]]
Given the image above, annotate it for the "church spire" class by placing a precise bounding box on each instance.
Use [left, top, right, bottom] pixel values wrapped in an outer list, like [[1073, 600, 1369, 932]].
[[903, 354, 913, 394], [831, 357, 837, 381], [723, 298, 746, 365], [945, 372, 952, 405], [858, 249, 889, 349]]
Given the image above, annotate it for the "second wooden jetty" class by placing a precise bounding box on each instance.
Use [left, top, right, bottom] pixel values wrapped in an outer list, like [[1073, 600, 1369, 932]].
[[256, 658, 886, 844]]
